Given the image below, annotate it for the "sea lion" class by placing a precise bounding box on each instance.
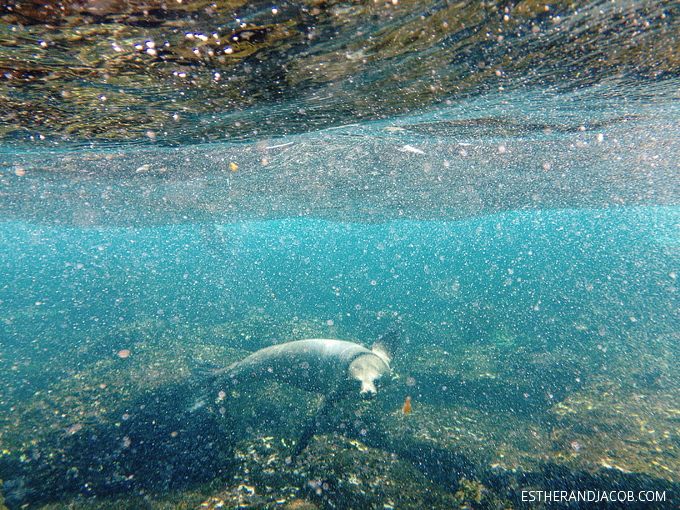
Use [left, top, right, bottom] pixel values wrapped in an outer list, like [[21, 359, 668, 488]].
[[196, 320, 402, 456], [218, 338, 392, 397]]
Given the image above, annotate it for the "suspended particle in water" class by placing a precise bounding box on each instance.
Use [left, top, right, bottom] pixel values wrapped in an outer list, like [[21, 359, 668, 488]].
[[117, 349, 131, 358], [229, 162, 238, 172]]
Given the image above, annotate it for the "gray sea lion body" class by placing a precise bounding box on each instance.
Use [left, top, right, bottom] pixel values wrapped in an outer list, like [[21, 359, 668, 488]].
[[219, 338, 391, 396], [195, 321, 402, 456]]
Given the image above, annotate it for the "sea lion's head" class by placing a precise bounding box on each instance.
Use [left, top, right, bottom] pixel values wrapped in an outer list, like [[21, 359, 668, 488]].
[[348, 353, 391, 399]]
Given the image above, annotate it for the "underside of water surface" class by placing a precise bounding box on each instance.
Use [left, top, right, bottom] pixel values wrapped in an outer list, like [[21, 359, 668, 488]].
[[1, 0, 680, 509], [0, 0, 678, 146]]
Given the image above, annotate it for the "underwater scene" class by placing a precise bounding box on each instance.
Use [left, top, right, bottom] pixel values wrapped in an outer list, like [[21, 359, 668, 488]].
[[1, 0, 680, 508]]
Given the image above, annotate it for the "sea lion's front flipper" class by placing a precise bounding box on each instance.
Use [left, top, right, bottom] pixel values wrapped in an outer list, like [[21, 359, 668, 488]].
[[291, 388, 348, 459], [372, 319, 403, 362]]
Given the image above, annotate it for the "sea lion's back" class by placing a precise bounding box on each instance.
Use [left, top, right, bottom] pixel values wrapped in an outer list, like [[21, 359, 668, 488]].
[[227, 339, 371, 392]]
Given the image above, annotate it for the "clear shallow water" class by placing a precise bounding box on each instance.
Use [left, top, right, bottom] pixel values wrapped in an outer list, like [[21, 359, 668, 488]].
[[2, 0, 680, 508], [2, 208, 679, 339]]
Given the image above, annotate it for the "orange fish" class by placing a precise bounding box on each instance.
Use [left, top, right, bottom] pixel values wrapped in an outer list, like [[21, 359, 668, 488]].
[[402, 395, 411, 414]]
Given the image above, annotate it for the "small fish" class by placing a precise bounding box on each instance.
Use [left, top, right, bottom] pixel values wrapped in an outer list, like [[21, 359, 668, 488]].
[[264, 141, 294, 149], [402, 395, 411, 414], [397, 144, 426, 155]]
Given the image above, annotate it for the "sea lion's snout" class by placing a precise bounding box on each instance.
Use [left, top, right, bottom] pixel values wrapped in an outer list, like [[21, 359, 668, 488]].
[[359, 380, 378, 399], [349, 353, 390, 399]]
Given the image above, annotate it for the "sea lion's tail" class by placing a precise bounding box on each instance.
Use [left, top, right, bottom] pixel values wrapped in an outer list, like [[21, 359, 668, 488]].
[[186, 358, 239, 413]]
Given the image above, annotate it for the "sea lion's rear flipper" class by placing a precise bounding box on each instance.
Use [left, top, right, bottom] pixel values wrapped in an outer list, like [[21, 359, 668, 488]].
[[189, 357, 222, 382], [291, 388, 348, 459], [186, 358, 239, 413], [371, 319, 403, 362], [189, 357, 241, 387]]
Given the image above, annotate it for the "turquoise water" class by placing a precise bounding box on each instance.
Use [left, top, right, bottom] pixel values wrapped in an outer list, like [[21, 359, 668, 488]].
[[2, 0, 680, 508], [3, 118, 680, 508], [2, 208, 679, 342], [3, 207, 680, 506]]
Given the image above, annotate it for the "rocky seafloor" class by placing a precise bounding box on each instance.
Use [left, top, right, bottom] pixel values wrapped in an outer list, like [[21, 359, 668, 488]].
[[1, 314, 679, 509]]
